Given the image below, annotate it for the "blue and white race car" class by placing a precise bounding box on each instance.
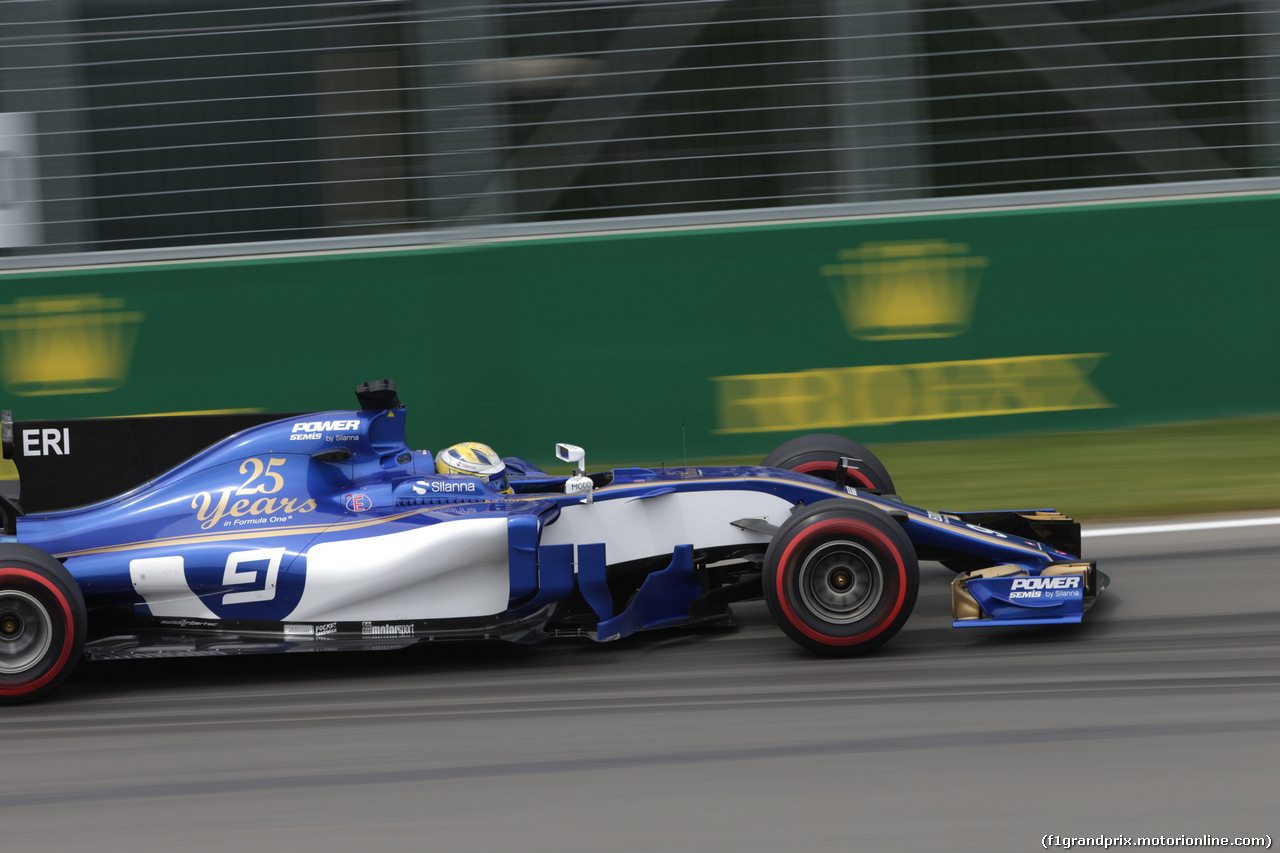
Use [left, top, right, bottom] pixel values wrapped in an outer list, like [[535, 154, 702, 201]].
[[0, 381, 1108, 702]]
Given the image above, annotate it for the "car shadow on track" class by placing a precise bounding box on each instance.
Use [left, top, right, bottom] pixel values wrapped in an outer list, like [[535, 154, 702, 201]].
[[56, 625, 746, 703]]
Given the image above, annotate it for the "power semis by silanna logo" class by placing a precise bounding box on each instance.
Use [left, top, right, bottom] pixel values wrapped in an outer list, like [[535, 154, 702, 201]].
[[290, 419, 361, 441], [1008, 576, 1082, 599]]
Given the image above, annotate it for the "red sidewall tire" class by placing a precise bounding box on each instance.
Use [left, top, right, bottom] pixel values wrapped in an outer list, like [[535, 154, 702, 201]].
[[761, 434, 897, 495], [792, 460, 876, 490], [764, 504, 918, 656], [0, 550, 87, 703]]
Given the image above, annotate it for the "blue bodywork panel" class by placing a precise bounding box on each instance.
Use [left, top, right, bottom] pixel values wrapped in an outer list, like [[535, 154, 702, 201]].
[[596, 545, 704, 641]]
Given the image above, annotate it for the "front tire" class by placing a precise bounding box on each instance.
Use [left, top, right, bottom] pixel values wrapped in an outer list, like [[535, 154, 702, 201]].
[[763, 501, 918, 656], [0, 545, 86, 703]]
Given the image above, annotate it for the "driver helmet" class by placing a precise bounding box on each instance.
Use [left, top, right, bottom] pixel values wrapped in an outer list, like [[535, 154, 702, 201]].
[[435, 441, 511, 494]]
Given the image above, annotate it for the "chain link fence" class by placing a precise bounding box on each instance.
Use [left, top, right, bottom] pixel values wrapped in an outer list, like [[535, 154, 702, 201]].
[[1, 0, 1277, 262]]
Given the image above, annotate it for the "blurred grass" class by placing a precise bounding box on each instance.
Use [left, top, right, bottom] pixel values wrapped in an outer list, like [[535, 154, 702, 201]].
[[647, 417, 1280, 522], [872, 416, 1280, 521]]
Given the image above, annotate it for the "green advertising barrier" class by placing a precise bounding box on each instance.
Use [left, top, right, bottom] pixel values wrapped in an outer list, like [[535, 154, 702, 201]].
[[1, 192, 1277, 469]]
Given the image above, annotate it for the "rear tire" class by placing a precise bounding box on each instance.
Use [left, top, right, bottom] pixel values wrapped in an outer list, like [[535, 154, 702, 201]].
[[761, 433, 896, 495], [0, 545, 86, 703], [763, 501, 917, 656]]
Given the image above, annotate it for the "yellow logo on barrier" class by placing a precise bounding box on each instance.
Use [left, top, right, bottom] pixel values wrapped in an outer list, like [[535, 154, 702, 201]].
[[822, 240, 986, 340], [0, 294, 144, 396], [713, 354, 1112, 434]]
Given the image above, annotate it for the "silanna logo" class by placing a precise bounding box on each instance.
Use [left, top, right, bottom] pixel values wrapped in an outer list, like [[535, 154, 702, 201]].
[[412, 480, 477, 494]]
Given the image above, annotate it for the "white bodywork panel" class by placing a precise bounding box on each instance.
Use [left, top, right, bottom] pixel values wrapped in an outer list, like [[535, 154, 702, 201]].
[[128, 488, 790, 624], [541, 489, 793, 564], [289, 517, 510, 621], [129, 555, 219, 619]]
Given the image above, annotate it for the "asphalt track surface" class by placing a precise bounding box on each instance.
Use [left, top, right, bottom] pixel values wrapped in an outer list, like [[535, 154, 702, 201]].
[[3, 520, 1277, 853]]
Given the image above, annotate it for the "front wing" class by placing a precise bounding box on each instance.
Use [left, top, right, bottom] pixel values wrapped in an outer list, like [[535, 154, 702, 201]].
[[951, 561, 1110, 627]]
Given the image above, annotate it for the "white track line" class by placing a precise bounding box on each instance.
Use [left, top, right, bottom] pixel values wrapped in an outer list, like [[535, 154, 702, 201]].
[[1084, 515, 1280, 538]]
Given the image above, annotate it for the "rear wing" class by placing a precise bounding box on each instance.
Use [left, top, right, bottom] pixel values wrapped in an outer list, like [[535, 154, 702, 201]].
[[1, 409, 297, 517]]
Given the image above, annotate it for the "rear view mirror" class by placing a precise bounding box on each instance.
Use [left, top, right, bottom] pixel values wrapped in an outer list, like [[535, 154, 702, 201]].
[[556, 443, 585, 475]]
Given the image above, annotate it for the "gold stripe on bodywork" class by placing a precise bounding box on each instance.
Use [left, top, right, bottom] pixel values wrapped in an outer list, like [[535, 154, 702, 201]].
[[52, 504, 440, 558], [50, 473, 1045, 559]]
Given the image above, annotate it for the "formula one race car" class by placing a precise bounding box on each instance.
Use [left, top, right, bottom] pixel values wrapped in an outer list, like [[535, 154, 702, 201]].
[[0, 381, 1108, 702]]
